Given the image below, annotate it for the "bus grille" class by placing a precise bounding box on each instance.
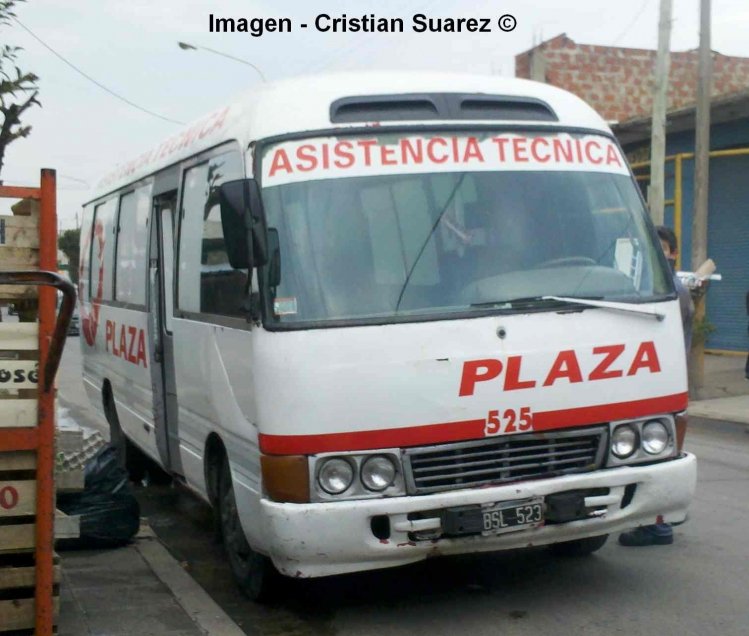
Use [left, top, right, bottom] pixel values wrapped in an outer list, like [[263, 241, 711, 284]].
[[402, 427, 607, 495]]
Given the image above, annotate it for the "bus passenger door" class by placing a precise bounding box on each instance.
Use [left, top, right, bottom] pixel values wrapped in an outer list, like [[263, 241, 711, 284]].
[[148, 192, 183, 476]]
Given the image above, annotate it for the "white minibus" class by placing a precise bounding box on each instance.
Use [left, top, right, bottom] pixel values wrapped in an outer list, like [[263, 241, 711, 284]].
[[80, 72, 696, 599]]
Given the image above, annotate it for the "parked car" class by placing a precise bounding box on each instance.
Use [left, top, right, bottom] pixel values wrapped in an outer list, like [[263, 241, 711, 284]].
[[56, 287, 79, 336], [68, 304, 80, 336]]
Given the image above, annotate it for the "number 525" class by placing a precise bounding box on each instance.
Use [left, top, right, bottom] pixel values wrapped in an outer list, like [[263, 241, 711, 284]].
[[485, 407, 533, 436]]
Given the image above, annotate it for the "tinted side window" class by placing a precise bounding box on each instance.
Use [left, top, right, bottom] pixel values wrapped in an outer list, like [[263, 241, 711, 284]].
[[91, 198, 117, 302], [115, 185, 151, 305], [178, 149, 245, 317], [79, 205, 94, 300]]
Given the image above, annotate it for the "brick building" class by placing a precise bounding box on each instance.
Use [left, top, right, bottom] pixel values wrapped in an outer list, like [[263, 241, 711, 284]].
[[515, 33, 749, 124]]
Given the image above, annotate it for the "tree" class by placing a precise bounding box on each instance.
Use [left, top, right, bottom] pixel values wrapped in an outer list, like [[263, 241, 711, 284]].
[[59, 228, 80, 284], [0, 0, 40, 179]]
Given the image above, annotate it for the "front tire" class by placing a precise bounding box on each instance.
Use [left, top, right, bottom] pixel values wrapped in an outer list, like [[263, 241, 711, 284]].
[[218, 457, 280, 602], [549, 534, 609, 557]]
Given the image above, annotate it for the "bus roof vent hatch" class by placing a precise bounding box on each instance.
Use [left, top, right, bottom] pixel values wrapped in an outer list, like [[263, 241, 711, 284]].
[[455, 95, 558, 122], [330, 93, 558, 123], [330, 95, 441, 123]]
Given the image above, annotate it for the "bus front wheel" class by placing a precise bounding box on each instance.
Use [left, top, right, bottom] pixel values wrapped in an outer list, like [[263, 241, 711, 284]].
[[218, 457, 280, 602]]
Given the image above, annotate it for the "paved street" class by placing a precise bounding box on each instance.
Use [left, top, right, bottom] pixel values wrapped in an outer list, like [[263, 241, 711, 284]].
[[57, 338, 749, 635]]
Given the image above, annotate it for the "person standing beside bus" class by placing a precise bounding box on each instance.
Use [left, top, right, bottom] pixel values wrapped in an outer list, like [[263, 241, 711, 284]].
[[619, 225, 693, 547], [745, 290, 749, 379], [744, 292, 749, 380]]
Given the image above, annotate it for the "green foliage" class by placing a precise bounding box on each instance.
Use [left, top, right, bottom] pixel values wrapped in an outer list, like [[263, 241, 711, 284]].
[[0, 0, 40, 179], [58, 228, 80, 284]]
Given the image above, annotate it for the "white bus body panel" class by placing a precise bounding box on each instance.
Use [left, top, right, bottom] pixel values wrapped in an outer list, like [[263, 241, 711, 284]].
[[253, 304, 686, 450], [81, 306, 158, 461]]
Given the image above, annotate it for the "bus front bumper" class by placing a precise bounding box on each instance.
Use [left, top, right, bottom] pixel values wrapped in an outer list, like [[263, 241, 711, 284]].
[[259, 452, 696, 578]]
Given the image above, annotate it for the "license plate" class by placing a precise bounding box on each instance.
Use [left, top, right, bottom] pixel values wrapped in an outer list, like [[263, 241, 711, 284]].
[[442, 498, 544, 537], [481, 498, 544, 536]]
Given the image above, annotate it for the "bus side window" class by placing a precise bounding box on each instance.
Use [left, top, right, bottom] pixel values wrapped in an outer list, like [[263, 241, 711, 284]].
[[115, 185, 151, 306], [178, 148, 245, 318], [79, 205, 94, 300], [91, 198, 117, 302]]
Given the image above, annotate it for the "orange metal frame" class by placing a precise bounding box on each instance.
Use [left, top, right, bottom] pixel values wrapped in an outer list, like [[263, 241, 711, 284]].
[[0, 169, 58, 636]]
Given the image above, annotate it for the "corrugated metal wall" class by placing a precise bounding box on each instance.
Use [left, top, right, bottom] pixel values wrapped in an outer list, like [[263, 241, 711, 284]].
[[705, 155, 749, 351]]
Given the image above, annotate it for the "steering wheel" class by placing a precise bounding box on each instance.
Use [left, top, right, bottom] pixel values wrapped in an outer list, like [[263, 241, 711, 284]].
[[534, 256, 597, 269]]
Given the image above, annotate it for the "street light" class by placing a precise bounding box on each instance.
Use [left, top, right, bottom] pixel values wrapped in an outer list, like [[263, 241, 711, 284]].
[[177, 41, 267, 82]]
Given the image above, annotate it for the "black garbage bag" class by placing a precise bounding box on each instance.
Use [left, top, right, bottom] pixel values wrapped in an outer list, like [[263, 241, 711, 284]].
[[57, 444, 140, 549]]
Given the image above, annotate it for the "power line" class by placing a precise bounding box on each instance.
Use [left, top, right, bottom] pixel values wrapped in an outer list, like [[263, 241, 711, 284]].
[[178, 42, 267, 82], [613, 0, 652, 45], [58, 174, 90, 186], [12, 17, 185, 126]]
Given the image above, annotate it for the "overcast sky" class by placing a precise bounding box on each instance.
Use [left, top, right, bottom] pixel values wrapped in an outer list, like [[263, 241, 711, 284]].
[[3, 0, 749, 228]]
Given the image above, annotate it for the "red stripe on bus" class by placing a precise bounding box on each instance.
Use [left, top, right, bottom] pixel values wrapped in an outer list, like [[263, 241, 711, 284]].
[[258, 392, 688, 455]]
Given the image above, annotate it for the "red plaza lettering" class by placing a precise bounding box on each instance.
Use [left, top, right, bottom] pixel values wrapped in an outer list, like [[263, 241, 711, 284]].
[[627, 341, 661, 376], [543, 350, 584, 387], [504, 356, 536, 391], [458, 342, 662, 396], [589, 344, 625, 380], [105, 319, 148, 368], [459, 359, 503, 396]]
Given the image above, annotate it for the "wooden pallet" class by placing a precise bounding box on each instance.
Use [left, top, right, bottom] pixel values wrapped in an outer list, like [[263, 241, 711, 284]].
[[0, 199, 40, 304], [0, 196, 42, 565], [0, 452, 59, 633], [0, 173, 60, 635], [0, 451, 36, 553], [0, 553, 60, 634]]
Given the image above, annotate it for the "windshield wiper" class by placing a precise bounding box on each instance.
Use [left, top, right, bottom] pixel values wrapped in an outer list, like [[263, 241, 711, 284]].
[[394, 173, 468, 313], [472, 295, 665, 321], [471, 296, 580, 309], [542, 295, 665, 320]]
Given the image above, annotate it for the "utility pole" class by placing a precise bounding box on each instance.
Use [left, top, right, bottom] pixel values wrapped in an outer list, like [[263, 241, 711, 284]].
[[690, 0, 712, 394], [649, 0, 672, 225]]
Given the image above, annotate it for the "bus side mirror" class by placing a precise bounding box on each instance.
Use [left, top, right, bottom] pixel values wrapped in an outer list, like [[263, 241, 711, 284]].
[[218, 179, 268, 269], [247, 179, 268, 267], [267, 228, 281, 288]]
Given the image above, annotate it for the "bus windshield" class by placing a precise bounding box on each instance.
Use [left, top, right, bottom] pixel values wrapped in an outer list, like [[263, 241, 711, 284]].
[[259, 131, 670, 325]]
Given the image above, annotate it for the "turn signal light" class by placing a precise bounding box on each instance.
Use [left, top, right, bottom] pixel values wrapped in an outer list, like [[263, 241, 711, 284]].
[[675, 412, 688, 451], [261, 454, 310, 503]]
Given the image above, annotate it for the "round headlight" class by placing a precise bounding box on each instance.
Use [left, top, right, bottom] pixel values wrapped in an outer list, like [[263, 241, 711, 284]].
[[361, 455, 397, 492], [318, 458, 354, 495], [612, 425, 638, 458], [642, 420, 669, 454]]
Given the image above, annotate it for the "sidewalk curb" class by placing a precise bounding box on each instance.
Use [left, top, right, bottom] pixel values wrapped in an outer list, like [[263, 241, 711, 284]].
[[689, 414, 749, 437], [135, 530, 246, 636], [688, 397, 749, 426]]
